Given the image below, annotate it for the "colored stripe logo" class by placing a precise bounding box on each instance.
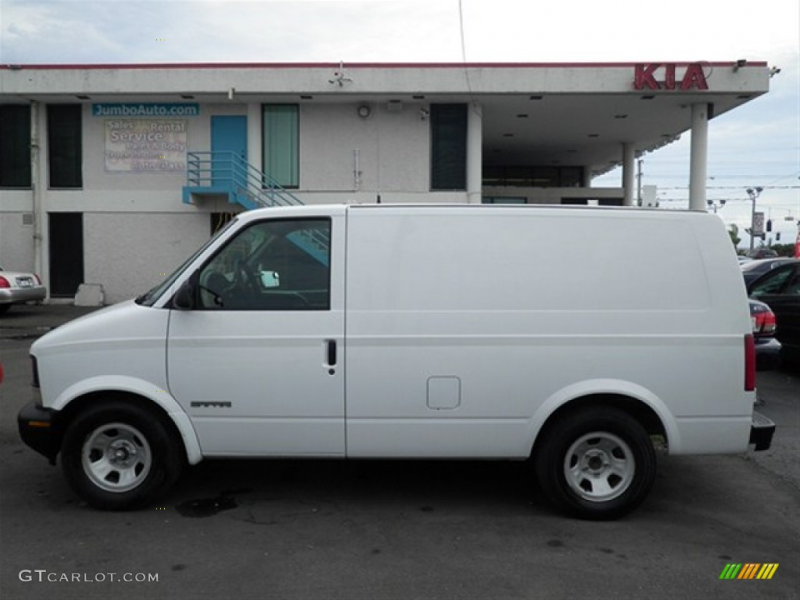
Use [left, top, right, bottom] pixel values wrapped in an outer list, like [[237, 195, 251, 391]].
[[720, 563, 779, 580]]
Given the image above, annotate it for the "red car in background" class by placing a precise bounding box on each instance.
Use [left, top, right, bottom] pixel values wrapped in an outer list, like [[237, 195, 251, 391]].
[[749, 299, 780, 371]]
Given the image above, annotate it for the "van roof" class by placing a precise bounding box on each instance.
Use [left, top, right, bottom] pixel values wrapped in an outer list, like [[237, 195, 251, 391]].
[[245, 202, 705, 214]]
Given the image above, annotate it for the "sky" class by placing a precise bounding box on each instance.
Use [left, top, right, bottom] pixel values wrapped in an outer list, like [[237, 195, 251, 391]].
[[1, 0, 798, 248]]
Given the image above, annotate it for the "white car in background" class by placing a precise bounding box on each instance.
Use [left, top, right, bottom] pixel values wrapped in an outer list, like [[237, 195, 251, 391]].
[[0, 266, 46, 313]]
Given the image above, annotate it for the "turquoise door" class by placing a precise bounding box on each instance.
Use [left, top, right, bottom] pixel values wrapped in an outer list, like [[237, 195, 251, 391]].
[[211, 116, 247, 187]]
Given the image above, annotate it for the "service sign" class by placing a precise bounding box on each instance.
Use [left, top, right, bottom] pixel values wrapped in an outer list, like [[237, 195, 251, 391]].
[[104, 119, 187, 173]]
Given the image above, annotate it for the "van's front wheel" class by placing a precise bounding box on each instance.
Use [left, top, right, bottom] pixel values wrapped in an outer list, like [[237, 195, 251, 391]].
[[534, 407, 656, 520], [61, 401, 183, 510]]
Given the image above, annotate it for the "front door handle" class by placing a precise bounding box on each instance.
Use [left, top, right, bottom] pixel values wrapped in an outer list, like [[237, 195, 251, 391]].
[[326, 339, 337, 367]]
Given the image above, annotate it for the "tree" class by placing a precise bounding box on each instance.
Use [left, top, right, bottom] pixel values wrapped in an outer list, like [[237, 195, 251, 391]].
[[770, 243, 796, 257], [728, 224, 741, 248]]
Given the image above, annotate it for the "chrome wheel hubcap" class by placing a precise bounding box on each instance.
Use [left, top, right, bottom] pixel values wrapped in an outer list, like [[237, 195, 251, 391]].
[[82, 423, 152, 493], [564, 432, 635, 502]]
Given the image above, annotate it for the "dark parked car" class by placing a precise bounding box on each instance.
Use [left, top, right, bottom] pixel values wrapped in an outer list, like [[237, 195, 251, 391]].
[[741, 258, 796, 286], [748, 260, 800, 366]]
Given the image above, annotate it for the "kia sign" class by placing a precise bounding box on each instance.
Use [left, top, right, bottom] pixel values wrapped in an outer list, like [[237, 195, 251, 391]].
[[634, 63, 709, 91]]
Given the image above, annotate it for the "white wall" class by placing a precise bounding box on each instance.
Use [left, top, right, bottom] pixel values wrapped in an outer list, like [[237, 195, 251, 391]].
[[299, 102, 429, 193], [83, 212, 211, 303], [0, 211, 35, 272]]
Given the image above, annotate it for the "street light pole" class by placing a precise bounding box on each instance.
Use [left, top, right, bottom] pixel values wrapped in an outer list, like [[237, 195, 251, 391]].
[[747, 186, 763, 253]]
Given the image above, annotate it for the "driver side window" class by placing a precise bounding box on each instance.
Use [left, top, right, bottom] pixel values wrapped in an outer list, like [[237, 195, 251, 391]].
[[749, 267, 793, 299], [197, 218, 331, 310]]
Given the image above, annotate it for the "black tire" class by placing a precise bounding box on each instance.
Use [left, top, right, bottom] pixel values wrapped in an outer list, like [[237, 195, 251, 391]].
[[534, 407, 656, 520], [60, 400, 184, 510], [0, 304, 11, 314]]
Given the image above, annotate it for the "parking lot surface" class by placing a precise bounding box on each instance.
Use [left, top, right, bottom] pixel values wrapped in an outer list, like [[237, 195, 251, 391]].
[[1, 304, 798, 600]]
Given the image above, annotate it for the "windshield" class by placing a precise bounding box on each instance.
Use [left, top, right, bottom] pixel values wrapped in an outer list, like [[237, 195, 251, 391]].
[[135, 217, 238, 307], [741, 259, 790, 274]]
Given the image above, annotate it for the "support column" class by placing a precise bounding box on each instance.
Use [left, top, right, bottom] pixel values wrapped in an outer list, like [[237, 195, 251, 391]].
[[30, 101, 46, 296], [466, 103, 482, 204], [622, 143, 636, 206], [689, 103, 709, 211]]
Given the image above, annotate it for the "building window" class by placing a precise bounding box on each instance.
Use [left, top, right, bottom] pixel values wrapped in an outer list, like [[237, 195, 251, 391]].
[[210, 212, 237, 236], [48, 105, 83, 188], [482, 165, 586, 188], [262, 105, 299, 189], [0, 105, 32, 188], [483, 197, 527, 204], [430, 104, 467, 191]]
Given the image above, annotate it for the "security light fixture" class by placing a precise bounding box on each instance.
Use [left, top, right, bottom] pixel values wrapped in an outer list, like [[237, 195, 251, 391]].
[[328, 61, 353, 87], [733, 59, 747, 72], [357, 105, 371, 118]]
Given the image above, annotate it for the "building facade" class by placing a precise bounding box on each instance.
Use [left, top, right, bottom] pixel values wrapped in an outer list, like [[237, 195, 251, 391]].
[[0, 62, 769, 302]]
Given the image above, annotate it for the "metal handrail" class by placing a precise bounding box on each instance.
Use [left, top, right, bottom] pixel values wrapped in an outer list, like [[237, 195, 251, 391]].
[[185, 151, 331, 263], [186, 151, 303, 208]]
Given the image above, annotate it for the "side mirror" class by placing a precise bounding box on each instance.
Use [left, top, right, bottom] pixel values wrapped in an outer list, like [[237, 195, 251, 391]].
[[173, 279, 195, 310]]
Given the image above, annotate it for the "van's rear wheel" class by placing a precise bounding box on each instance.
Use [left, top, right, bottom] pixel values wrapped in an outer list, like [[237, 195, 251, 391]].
[[534, 407, 656, 520], [61, 401, 183, 510]]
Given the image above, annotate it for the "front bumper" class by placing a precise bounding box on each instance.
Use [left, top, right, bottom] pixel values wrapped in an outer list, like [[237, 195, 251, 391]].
[[750, 411, 776, 451], [18, 400, 62, 464]]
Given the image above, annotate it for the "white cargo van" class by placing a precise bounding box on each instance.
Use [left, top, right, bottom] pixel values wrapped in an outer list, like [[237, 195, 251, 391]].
[[18, 204, 774, 519]]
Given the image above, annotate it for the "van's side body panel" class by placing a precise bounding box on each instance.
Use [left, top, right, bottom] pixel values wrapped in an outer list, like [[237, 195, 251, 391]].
[[343, 206, 753, 457]]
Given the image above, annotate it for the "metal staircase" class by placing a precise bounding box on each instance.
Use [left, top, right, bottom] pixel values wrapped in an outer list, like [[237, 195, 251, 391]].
[[182, 152, 329, 265], [182, 151, 303, 210]]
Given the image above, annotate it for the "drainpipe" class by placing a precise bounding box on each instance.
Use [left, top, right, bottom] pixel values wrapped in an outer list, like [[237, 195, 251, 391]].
[[30, 101, 45, 295]]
